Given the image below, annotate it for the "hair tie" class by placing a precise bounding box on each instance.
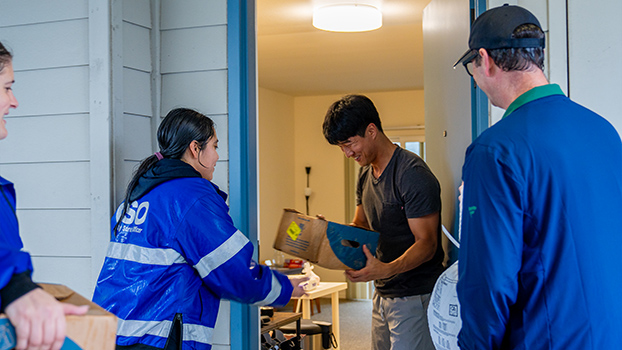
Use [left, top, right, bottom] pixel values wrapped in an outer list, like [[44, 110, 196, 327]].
[[154, 152, 163, 160]]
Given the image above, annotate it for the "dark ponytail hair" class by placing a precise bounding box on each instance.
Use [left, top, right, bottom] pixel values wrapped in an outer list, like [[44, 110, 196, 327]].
[[113, 108, 215, 234], [0, 41, 13, 72]]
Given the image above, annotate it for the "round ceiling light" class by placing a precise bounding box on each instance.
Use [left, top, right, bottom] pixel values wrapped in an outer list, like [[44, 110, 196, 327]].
[[313, 4, 383, 32]]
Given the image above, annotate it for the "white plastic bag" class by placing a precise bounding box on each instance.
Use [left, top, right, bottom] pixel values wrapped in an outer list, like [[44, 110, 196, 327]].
[[427, 226, 461, 350], [288, 261, 320, 291]]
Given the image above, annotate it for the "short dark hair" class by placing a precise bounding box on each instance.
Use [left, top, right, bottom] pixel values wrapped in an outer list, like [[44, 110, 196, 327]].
[[474, 24, 545, 71], [322, 94, 383, 145], [0, 41, 13, 72]]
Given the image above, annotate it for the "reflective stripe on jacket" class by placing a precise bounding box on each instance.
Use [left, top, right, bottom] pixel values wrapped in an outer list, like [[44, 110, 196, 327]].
[[93, 177, 292, 349]]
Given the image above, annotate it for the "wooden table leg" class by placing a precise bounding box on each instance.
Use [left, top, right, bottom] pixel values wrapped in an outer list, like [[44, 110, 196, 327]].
[[331, 291, 340, 347], [302, 299, 311, 319]]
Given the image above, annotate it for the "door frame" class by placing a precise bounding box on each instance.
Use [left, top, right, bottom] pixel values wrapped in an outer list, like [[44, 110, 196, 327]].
[[228, 1, 260, 349]]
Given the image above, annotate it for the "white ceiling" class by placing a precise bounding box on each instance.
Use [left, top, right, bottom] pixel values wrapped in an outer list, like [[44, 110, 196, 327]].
[[257, 0, 432, 96]]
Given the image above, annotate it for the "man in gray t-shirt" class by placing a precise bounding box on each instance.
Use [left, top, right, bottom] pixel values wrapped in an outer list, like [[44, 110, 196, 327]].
[[323, 94, 444, 350]]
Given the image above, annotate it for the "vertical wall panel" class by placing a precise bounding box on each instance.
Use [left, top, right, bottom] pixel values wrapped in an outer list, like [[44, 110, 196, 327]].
[[123, 68, 153, 116], [211, 114, 229, 160], [568, 1, 622, 135], [423, 0, 472, 236], [122, 0, 152, 28], [123, 115, 153, 160], [123, 22, 152, 72]]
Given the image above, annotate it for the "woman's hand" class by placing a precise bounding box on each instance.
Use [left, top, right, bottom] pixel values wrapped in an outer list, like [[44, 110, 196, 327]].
[[289, 276, 309, 298]]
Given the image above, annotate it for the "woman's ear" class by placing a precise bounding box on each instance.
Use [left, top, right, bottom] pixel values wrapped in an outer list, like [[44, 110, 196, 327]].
[[186, 140, 201, 160]]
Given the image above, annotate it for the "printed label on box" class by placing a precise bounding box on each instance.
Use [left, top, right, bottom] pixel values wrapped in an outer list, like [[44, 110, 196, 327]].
[[287, 221, 301, 241]]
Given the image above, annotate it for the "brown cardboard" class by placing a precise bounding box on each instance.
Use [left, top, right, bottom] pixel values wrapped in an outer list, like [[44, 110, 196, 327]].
[[273, 209, 379, 270], [0, 284, 117, 350]]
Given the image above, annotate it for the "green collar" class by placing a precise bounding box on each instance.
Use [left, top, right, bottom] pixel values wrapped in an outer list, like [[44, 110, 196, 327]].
[[502, 84, 565, 118]]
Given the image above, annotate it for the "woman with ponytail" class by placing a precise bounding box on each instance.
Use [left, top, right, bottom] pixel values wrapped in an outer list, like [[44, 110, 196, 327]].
[[93, 108, 306, 350]]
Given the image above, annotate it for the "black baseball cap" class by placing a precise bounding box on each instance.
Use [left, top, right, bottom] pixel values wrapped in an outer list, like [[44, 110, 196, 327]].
[[453, 4, 545, 68]]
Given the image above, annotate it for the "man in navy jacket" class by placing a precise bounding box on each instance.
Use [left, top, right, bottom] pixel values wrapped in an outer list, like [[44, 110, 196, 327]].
[[454, 5, 622, 349]]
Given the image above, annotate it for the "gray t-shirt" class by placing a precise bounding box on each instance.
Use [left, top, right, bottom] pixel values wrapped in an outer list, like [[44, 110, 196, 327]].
[[356, 147, 444, 297]]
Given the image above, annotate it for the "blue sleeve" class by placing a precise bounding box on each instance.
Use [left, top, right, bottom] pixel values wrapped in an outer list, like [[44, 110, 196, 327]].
[[1, 181, 35, 310], [176, 196, 293, 307], [0, 246, 35, 310], [457, 143, 523, 350]]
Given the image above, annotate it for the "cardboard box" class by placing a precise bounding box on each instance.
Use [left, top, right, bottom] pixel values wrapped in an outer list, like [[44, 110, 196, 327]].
[[273, 209, 379, 270], [1, 283, 117, 350]]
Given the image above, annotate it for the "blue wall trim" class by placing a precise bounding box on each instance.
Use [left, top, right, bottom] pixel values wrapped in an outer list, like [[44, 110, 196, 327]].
[[470, 0, 489, 141], [228, 1, 259, 349]]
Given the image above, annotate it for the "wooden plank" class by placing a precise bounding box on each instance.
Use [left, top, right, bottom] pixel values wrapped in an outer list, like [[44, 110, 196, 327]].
[[212, 161, 228, 194], [123, 68, 152, 116], [161, 70, 227, 115], [123, 114, 153, 160], [0, 114, 89, 163], [0, 0, 87, 27], [161, 26, 227, 73], [11, 66, 89, 117], [0, 162, 90, 209], [123, 0, 152, 28], [211, 114, 229, 161], [161, 0, 226, 29], [18, 209, 91, 257], [123, 22, 152, 72], [0, 19, 88, 70], [30, 256, 93, 298]]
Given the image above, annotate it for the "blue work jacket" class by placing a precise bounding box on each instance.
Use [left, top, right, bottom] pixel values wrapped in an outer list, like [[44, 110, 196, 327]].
[[93, 177, 292, 349], [458, 85, 622, 349], [0, 176, 34, 310]]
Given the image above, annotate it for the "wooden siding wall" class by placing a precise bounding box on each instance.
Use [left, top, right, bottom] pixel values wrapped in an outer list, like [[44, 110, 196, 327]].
[[0, 0, 98, 297], [160, 0, 230, 193]]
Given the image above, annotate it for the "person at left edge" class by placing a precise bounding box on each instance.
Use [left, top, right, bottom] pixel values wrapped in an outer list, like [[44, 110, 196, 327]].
[[0, 41, 88, 350], [93, 108, 307, 350]]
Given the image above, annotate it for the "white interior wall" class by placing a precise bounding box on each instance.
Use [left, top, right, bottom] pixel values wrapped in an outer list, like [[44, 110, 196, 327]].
[[422, 0, 472, 247], [567, 1, 622, 135], [257, 87, 296, 263]]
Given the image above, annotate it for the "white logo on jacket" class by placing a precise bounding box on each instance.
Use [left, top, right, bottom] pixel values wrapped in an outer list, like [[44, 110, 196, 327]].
[[116, 200, 150, 226]]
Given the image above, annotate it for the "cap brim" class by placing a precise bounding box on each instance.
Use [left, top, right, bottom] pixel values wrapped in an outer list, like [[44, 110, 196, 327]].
[[453, 49, 477, 68]]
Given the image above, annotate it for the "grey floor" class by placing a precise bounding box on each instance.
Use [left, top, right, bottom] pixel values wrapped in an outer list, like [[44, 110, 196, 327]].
[[278, 297, 372, 350]]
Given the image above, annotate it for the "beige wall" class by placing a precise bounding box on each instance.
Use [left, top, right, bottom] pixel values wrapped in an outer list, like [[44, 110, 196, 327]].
[[259, 88, 425, 283], [257, 88, 296, 262]]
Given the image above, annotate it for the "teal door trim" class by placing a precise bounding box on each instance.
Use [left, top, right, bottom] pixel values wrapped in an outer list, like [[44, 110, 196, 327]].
[[470, 0, 489, 140], [228, 1, 260, 349]]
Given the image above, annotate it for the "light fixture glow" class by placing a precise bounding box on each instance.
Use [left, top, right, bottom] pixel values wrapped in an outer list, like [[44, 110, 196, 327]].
[[313, 4, 382, 32]]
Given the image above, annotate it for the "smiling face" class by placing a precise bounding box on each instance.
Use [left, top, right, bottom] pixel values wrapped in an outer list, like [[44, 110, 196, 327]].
[[197, 131, 220, 181], [0, 62, 18, 140], [337, 132, 375, 166]]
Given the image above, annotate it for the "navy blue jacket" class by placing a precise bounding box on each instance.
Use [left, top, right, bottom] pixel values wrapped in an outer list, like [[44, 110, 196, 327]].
[[0, 176, 38, 312], [94, 161, 292, 349], [458, 85, 622, 349]]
